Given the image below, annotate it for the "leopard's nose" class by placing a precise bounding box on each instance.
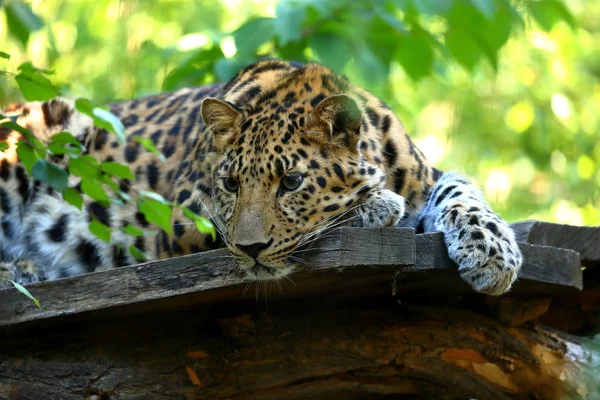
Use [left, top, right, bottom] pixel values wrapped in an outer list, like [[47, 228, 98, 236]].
[[236, 238, 273, 259]]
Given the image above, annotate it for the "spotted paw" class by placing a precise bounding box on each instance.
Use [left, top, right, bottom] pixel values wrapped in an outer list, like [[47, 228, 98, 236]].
[[350, 189, 405, 228], [439, 202, 523, 296], [459, 257, 519, 296], [0, 260, 42, 289]]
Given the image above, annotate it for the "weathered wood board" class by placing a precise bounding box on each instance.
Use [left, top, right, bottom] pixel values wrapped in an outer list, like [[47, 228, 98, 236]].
[[0, 227, 582, 328], [512, 220, 600, 266]]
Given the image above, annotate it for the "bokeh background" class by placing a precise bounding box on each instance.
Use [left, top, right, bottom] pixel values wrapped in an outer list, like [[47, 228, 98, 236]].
[[1, 0, 598, 225]]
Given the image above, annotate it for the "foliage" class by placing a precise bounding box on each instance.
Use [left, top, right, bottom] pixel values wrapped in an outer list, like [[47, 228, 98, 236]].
[[0, 0, 598, 229]]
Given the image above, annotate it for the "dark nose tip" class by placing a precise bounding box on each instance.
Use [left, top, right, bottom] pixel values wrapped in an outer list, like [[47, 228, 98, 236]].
[[237, 239, 273, 259]]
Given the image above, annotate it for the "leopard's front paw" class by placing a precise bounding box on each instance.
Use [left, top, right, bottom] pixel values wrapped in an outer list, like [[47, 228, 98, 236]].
[[440, 203, 523, 296], [350, 189, 405, 228], [459, 257, 519, 296]]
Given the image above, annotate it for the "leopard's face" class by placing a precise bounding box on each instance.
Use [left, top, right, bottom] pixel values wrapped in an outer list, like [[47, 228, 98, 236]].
[[203, 94, 385, 279]]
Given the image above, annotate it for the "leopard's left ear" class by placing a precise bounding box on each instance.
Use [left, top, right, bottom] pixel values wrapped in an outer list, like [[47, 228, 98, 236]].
[[306, 94, 362, 151], [201, 98, 242, 149]]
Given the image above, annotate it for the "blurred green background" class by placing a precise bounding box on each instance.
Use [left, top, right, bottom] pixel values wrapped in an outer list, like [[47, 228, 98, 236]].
[[1, 0, 598, 225]]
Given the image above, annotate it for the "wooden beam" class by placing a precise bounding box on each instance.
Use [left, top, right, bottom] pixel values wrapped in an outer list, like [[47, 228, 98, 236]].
[[512, 220, 600, 266], [0, 227, 583, 328]]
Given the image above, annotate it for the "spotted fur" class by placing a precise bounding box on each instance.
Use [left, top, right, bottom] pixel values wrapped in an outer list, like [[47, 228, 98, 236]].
[[0, 60, 522, 295]]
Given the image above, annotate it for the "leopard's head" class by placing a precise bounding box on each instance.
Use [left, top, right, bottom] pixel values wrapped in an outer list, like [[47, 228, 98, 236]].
[[201, 74, 387, 279]]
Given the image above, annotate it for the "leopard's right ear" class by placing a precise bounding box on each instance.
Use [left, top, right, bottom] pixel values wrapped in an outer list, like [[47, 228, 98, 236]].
[[201, 98, 242, 150]]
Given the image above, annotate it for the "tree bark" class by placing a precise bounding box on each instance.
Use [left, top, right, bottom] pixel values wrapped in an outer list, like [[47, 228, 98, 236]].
[[1, 301, 597, 400]]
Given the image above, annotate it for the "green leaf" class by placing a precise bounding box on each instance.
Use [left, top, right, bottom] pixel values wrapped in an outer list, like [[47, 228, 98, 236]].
[[75, 99, 126, 145], [0, 52, 10, 60], [471, 0, 495, 18], [81, 178, 109, 203], [181, 207, 216, 241], [354, 43, 388, 84], [50, 131, 82, 146], [195, 217, 216, 241], [413, 0, 453, 15], [134, 137, 166, 162], [138, 198, 173, 234], [32, 159, 68, 192], [445, 25, 482, 71], [310, 32, 353, 72], [48, 138, 82, 156], [68, 155, 99, 180], [16, 141, 38, 174], [63, 187, 83, 210], [128, 245, 149, 262], [100, 161, 134, 180], [275, 1, 307, 45], [396, 30, 434, 80], [15, 70, 57, 101], [122, 224, 144, 236], [89, 219, 111, 242], [4, 2, 43, 47], [0, 142, 8, 152], [2, 279, 40, 307], [529, 0, 576, 31], [139, 190, 169, 203], [234, 18, 275, 56]]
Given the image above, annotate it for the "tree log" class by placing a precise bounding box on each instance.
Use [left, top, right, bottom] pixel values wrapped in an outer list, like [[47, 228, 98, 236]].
[[0, 302, 597, 400]]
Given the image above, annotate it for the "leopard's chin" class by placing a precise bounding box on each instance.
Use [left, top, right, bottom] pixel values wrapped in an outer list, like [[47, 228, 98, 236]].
[[240, 261, 294, 280]]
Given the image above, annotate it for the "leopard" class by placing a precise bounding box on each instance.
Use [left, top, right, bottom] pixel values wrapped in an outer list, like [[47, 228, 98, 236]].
[[0, 59, 523, 295]]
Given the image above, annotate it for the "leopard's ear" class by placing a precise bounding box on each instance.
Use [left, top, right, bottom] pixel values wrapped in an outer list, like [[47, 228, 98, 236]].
[[201, 98, 242, 149], [306, 94, 362, 151]]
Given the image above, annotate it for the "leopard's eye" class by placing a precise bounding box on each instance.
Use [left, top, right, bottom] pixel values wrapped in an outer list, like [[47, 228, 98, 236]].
[[223, 177, 239, 193], [281, 174, 304, 192]]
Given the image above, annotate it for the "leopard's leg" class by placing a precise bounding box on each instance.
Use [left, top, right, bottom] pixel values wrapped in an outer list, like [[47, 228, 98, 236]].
[[416, 172, 522, 295], [0, 259, 43, 289]]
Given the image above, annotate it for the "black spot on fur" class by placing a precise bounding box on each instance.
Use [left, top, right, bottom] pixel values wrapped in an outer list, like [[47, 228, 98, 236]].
[[434, 185, 457, 206], [0, 159, 9, 181], [384, 140, 397, 167], [310, 94, 326, 108], [323, 204, 340, 212], [471, 230, 485, 240], [485, 222, 499, 235], [1, 217, 14, 239], [177, 190, 191, 204], [124, 143, 139, 162], [76, 240, 102, 272], [112, 245, 129, 267], [47, 214, 69, 242], [0, 188, 10, 213], [135, 211, 149, 227], [381, 115, 391, 133], [147, 162, 160, 190], [393, 168, 406, 193], [15, 166, 29, 202], [317, 177, 327, 188], [88, 202, 111, 226]]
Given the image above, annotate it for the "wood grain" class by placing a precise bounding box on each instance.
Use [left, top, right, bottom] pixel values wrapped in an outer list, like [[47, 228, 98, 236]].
[[0, 227, 583, 328], [512, 220, 600, 266]]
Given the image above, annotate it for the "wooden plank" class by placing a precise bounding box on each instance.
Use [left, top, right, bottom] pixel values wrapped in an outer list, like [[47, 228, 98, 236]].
[[0, 228, 415, 328], [0, 227, 583, 329], [512, 220, 600, 266], [393, 233, 582, 295]]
